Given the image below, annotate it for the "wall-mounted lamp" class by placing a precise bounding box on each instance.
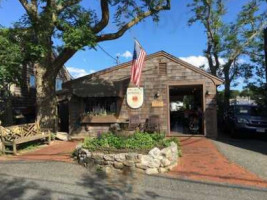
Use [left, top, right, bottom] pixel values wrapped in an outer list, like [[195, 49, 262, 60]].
[[154, 91, 160, 99], [206, 90, 210, 95]]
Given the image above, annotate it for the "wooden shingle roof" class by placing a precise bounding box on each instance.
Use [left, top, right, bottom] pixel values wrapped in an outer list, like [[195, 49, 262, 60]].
[[65, 51, 223, 87]]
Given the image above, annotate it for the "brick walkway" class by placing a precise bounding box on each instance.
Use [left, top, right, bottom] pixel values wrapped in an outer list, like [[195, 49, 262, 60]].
[[169, 137, 267, 188], [1, 137, 267, 188], [0, 141, 78, 163]]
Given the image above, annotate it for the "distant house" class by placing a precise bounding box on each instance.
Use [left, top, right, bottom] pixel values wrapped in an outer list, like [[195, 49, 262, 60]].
[[8, 63, 72, 125], [63, 51, 223, 138], [230, 96, 256, 105]]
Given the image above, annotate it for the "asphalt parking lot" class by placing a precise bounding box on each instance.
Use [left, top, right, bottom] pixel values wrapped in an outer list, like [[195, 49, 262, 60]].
[[214, 133, 267, 180], [0, 160, 267, 200]]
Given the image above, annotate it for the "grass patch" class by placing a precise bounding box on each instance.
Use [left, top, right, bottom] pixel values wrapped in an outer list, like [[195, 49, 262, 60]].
[[82, 132, 180, 154], [5, 141, 43, 153], [51, 133, 56, 140], [19, 142, 41, 151]]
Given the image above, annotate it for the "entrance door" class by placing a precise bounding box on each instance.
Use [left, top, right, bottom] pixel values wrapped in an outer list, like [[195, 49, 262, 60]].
[[58, 100, 69, 132], [168, 84, 204, 135]]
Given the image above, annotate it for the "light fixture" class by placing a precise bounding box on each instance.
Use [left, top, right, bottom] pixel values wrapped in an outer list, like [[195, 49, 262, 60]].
[[154, 91, 160, 99]]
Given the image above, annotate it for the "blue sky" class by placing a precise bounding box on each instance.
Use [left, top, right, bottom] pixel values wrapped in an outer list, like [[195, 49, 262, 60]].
[[0, 0, 253, 89]]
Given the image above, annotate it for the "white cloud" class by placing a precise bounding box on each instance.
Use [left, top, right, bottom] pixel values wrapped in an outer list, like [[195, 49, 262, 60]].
[[179, 55, 226, 71], [179, 56, 209, 70], [117, 50, 133, 59], [89, 69, 96, 74], [67, 67, 95, 78]]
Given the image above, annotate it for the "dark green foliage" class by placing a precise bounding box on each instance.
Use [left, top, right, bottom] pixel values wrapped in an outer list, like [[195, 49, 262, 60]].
[[82, 132, 179, 152], [0, 28, 24, 125], [0, 29, 23, 89], [13, 0, 171, 57], [242, 83, 267, 107]]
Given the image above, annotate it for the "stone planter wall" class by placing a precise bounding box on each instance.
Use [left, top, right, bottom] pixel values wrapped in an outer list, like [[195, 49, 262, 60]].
[[75, 142, 179, 175], [0, 140, 2, 153]]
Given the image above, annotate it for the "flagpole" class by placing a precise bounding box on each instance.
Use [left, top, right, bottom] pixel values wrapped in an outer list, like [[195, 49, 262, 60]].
[[134, 39, 144, 50], [129, 29, 144, 50]]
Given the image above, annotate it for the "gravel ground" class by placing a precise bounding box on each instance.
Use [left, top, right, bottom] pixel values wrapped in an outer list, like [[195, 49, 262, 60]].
[[213, 137, 267, 180], [0, 160, 266, 200]]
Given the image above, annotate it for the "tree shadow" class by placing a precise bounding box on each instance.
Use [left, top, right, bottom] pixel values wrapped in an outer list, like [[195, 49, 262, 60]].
[[0, 161, 267, 200], [77, 169, 161, 200], [215, 134, 267, 155], [0, 160, 161, 200], [0, 175, 52, 200]]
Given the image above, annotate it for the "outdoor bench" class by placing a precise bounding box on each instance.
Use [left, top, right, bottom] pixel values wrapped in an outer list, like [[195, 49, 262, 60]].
[[0, 123, 51, 155]]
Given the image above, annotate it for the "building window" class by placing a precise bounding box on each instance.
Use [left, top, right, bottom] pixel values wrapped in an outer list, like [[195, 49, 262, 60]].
[[159, 63, 167, 75], [29, 75, 36, 88], [84, 97, 118, 116], [56, 79, 63, 91]]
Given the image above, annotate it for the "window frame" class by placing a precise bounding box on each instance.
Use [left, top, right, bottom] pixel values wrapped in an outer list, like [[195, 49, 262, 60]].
[[29, 75, 36, 88]]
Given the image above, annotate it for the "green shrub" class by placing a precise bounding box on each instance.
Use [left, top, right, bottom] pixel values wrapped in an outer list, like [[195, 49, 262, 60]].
[[82, 131, 180, 152], [51, 133, 56, 140], [124, 132, 156, 150], [150, 132, 165, 142], [161, 137, 180, 147]]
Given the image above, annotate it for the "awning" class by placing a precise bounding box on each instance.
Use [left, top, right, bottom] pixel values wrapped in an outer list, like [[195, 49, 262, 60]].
[[70, 77, 130, 98]]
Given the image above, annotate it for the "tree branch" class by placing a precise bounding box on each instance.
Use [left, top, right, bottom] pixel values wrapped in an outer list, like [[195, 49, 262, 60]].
[[56, 0, 81, 13], [31, 0, 38, 13], [96, 1, 170, 42], [205, 43, 216, 74], [213, 52, 220, 70], [18, 0, 38, 22], [226, 21, 267, 67], [51, 48, 77, 74], [203, 1, 221, 75], [92, 0, 109, 33]]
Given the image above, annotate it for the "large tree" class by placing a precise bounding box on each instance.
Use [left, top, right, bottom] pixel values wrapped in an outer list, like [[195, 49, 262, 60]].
[[188, 0, 267, 109], [11, 0, 171, 130], [243, 27, 267, 106]]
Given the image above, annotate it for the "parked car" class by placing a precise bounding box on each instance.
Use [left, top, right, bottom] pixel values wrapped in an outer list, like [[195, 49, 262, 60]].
[[223, 105, 267, 137]]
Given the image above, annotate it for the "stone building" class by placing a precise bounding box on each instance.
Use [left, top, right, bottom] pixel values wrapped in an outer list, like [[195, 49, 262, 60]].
[[63, 51, 223, 138]]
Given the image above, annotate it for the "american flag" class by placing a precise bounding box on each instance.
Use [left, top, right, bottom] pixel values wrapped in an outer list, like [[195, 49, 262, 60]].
[[130, 40, 147, 87]]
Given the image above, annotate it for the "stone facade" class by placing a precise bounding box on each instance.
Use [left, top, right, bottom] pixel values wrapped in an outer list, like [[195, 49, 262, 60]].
[[75, 141, 179, 175], [64, 51, 223, 138]]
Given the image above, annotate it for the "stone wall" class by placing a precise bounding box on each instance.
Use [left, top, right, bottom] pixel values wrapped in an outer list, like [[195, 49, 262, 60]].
[[75, 142, 179, 175], [0, 140, 2, 153]]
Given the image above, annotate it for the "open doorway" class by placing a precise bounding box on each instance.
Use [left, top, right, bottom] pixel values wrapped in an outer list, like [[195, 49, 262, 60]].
[[58, 100, 69, 132], [169, 84, 204, 135]]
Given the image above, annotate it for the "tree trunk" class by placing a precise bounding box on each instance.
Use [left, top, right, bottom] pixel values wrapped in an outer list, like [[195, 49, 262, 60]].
[[264, 28, 267, 84], [224, 70, 231, 111], [3, 85, 13, 126], [264, 28, 267, 106], [35, 63, 58, 132]]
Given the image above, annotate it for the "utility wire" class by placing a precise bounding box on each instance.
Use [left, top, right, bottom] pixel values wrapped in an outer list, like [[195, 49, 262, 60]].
[[97, 44, 120, 64]]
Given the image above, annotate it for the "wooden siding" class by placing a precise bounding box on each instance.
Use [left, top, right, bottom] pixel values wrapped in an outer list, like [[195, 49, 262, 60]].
[[67, 53, 220, 138], [11, 64, 71, 112]]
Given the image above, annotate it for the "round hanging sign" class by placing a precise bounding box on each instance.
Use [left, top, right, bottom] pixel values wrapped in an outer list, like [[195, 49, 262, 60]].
[[127, 87, 144, 109]]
